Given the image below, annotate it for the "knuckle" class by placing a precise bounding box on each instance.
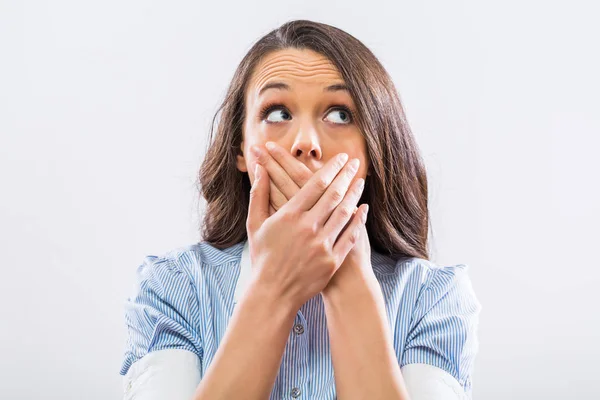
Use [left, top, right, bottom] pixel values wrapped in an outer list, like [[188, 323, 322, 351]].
[[300, 171, 312, 183], [245, 217, 255, 232], [330, 188, 345, 202], [347, 227, 359, 245], [317, 239, 329, 254], [300, 220, 317, 236], [325, 256, 337, 273], [249, 187, 258, 199], [271, 191, 285, 204], [315, 177, 329, 191], [282, 209, 300, 222], [338, 205, 353, 219], [346, 166, 357, 178], [279, 180, 292, 193], [320, 236, 331, 251], [310, 220, 321, 234]]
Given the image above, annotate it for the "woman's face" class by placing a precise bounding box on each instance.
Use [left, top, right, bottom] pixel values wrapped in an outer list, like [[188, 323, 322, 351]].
[[237, 48, 369, 187]]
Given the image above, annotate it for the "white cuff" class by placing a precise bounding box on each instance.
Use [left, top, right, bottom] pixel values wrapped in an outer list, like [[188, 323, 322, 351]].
[[122, 351, 466, 400], [123, 349, 201, 400], [401, 363, 468, 400]]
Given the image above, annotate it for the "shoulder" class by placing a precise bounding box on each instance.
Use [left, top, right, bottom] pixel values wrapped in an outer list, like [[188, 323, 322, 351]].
[[371, 251, 481, 312], [371, 250, 466, 284], [386, 256, 482, 337], [411, 258, 480, 317], [134, 241, 245, 280]]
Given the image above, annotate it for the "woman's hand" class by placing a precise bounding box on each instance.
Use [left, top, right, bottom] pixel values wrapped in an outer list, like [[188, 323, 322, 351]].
[[250, 143, 313, 217], [252, 142, 376, 297], [246, 149, 368, 310]]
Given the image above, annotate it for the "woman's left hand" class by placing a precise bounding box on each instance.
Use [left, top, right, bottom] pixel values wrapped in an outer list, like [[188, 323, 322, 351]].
[[250, 142, 377, 296]]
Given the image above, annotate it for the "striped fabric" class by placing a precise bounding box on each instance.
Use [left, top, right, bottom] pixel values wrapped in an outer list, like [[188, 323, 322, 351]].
[[120, 240, 482, 399]]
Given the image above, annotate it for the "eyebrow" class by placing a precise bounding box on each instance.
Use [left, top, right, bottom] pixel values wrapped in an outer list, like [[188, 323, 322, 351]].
[[258, 81, 350, 96]]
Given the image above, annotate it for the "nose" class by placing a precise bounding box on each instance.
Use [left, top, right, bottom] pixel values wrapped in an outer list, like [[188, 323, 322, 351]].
[[291, 132, 322, 161]]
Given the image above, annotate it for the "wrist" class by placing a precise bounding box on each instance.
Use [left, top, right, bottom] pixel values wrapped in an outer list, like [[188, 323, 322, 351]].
[[322, 272, 382, 306], [244, 276, 299, 321], [323, 265, 379, 296]]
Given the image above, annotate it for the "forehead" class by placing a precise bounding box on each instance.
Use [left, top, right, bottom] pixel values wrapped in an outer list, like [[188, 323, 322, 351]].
[[247, 48, 344, 95]]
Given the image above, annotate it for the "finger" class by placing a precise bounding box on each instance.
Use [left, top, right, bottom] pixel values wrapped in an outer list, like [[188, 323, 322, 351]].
[[246, 164, 270, 233], [253, 144, 301, 200], [332, 204, 369, 261], [309, 158, 360, 226], [336, 207, 359, 238], [281, 152, 349, 213], [265, 141, 312, 189], [269, 180, 289, 210], [324, 177, 365, 239]]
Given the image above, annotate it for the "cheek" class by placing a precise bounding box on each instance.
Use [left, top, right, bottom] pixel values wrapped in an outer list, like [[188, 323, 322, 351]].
[[335, 132, 368, 172], [243, 136, 264, 163]]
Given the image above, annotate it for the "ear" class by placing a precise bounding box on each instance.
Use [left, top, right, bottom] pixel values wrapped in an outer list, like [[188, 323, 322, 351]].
[[236, 140, 248, 172]]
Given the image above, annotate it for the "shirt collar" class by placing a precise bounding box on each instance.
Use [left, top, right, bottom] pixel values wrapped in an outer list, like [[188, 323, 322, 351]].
[[233, 239, 251, 304]]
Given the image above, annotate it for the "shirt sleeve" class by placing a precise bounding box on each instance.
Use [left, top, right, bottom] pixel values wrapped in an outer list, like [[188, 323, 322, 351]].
[[400, 363, 469, 400], [122, 349, 201, 400], [401, 264, 482, 398], [120, 254, 203, 378]]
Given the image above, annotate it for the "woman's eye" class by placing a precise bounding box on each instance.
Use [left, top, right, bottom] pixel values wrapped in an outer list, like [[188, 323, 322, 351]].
[[325, 109, 352, 124], [261, 107, 352, 124], [265, 108, 292, 123]]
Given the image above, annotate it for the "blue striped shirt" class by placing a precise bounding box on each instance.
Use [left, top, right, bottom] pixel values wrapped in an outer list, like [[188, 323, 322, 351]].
[[120, 240, 481, 398]]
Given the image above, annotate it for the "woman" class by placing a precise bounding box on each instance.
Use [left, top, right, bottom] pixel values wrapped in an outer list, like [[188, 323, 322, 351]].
[[120, 19, 481, 400]]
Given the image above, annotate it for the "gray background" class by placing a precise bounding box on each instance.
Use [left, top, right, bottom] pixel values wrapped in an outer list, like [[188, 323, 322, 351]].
[[1, 0, 598, 399]]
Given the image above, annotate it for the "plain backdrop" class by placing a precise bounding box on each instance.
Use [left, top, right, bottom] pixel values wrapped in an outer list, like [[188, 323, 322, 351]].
[[1, 1, 598, 399]]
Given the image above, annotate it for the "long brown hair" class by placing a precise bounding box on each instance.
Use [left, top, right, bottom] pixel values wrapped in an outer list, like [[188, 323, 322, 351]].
[[198, 19, 430, 261]]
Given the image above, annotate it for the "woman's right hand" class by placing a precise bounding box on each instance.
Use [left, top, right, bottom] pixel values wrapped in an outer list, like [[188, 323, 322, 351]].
[[245, 152, 368, 310]]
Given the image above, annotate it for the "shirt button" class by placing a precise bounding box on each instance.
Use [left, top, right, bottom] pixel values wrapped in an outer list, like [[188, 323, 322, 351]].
[[293, 323, 304, 335], [290, 387, 301, 398]]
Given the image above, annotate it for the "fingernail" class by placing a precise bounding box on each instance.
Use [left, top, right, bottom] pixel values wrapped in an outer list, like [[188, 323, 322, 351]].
[[357, 178, 365, 191], [265, 141, 276, 152], [251, 145, 262, 158], [338, 153, 349, 164], [254, 164, 261, 179], [348, 158, 360, 171], [361, 205, 369, 223]]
